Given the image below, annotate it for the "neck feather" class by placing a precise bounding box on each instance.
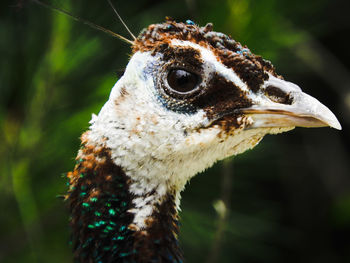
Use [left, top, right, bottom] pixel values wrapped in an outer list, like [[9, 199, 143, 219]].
[[66, 134, 183, 262]]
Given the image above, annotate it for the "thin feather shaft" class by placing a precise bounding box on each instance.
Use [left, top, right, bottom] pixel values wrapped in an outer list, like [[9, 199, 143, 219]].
[[31, 0, 134, 45], [107, 0, 136, 40]]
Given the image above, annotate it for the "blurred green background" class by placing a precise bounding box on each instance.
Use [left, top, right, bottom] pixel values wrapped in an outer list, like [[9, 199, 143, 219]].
[[1, 0, 350, 262]]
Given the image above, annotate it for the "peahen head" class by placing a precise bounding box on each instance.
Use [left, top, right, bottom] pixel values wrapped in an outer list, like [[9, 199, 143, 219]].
[[67, 19, 341, 262]]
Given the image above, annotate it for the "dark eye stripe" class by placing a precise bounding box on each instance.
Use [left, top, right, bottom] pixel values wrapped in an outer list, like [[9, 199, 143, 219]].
[[191, 73, 252, 119]]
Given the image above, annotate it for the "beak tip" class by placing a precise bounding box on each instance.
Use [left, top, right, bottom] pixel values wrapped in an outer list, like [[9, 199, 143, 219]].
[[321, 108, 342, 130], [330, 120, 342, 130]]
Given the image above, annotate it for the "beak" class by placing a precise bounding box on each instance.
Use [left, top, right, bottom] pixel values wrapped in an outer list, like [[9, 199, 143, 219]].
[[241, 75, 342, 130]]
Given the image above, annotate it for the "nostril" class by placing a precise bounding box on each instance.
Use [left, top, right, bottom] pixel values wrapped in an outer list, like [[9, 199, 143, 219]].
[[265, 85, 293, 105]]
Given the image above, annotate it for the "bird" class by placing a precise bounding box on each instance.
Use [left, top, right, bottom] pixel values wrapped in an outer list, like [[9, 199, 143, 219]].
[[64, 18, 341, 263]]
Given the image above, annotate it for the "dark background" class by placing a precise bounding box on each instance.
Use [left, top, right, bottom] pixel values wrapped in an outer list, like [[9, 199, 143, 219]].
[[1, 0, 349, 262]]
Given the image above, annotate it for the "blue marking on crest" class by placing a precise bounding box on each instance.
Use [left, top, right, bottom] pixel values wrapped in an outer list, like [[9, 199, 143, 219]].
[[186, 20, 195, 25], [237, 48, 251, 57]]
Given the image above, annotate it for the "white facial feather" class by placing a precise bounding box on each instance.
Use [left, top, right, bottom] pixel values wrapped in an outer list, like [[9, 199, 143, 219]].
[[86, 43, 292, 228]]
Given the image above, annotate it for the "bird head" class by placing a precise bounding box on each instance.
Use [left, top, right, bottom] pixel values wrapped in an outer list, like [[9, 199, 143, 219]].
[[87, 20, 341, 194]]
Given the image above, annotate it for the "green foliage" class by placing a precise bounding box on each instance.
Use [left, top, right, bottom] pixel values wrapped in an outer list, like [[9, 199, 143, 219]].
[[0, 0, 349, 262]]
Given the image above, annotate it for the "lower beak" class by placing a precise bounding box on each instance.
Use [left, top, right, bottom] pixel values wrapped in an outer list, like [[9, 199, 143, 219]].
[[242, 90, 341, 130]]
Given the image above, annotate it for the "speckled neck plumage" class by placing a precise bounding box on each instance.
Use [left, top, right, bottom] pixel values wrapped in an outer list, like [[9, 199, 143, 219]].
[[66, 133, 183, 263]]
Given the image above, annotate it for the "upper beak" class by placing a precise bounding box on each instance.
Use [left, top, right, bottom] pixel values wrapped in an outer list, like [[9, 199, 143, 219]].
[[241, 75, 342, 130]]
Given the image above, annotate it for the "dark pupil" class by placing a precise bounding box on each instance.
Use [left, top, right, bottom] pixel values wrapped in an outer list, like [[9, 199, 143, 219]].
[[167, 69, 198, 93]]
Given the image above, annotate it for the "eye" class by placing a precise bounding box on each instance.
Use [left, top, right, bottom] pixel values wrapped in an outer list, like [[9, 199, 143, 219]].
[[167, 69, 199, 93]]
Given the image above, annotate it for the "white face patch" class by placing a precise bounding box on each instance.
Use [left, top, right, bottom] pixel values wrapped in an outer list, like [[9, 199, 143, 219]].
[[85, 48, 293, 228]]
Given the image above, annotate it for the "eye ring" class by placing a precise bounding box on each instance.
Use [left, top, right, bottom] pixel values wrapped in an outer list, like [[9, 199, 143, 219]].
[[166, 68, 200, 95]]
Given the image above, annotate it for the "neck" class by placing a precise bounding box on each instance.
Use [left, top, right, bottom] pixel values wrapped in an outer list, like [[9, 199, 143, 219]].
[[66, 134, 183, 262]]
